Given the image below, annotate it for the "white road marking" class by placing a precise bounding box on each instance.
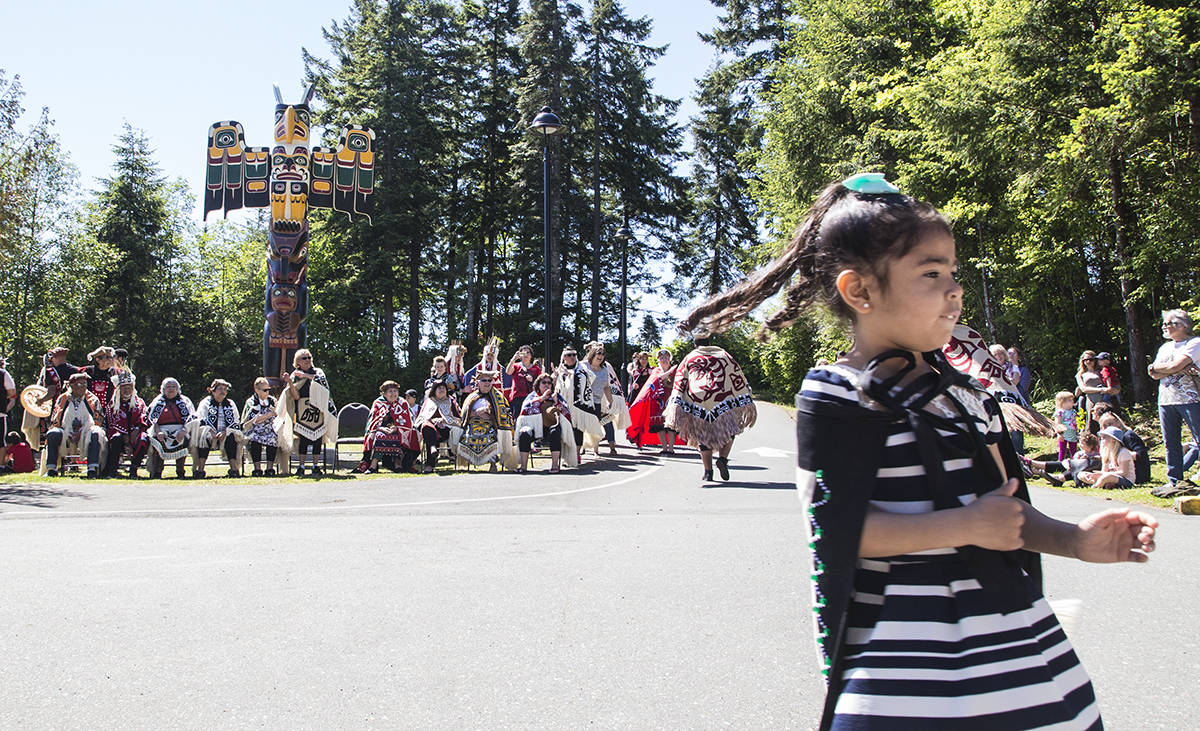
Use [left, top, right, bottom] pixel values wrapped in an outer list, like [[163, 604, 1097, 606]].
[[0, 465, 665, 519], [742, 447, 794, 458]]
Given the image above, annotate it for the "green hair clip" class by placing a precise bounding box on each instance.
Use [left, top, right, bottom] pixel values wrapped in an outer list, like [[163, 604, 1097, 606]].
[[842, 172, 900, 194]]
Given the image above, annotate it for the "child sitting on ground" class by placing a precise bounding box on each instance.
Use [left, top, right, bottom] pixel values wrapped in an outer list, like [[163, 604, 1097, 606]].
[[1052, 391, 1079, 460], [1, 431, 35, 475], [1079, 426, 1136, 489], [1022, 432, 1101, 486]]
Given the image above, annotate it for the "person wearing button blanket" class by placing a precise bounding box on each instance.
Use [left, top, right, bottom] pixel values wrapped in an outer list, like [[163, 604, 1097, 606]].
[[192, 379, 245, 478], [680, 172, 1158, 730], [515, 372, 578, 472], [43, 372, 107, 477], [279, 349, 339, 476], [663, 336, 756, 481], [147, 377, 196, 479], [554, 347, 604, 453], [457, 370, 517, 471]]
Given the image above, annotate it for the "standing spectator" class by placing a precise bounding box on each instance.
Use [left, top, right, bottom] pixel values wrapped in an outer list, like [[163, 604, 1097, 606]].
[[1096, 352, 1121, 405], [1052, 391, 1079, 460], [989, 344, 1025, 453], [1148, 309, 1200, 496], [504, 345, 541, 418], [0, 357, 14, 467], [1075, 350, 1114, 433], [1006, 346, 1032, 403], [626, 352, 651, 396]]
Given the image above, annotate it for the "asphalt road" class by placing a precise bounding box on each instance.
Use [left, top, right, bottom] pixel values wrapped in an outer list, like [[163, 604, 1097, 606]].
[[0, 401, 1193, 729]]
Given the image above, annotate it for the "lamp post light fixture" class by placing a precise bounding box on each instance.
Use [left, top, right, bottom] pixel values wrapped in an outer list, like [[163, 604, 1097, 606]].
[[529, 106, 564, 367], [615, 225, 633, 387]]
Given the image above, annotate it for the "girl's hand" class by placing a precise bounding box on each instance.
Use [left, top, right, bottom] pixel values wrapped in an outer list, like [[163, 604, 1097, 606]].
[[1072, 508, 1157, 563], [961, 479, 1025, 551]]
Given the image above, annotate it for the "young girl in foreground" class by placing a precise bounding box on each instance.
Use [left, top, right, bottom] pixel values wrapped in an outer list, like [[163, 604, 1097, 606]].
[[682, 174, 1157, 730]]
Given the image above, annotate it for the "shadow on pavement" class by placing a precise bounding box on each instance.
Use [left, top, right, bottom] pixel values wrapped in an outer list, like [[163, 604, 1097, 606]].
[[702, 481, 795, 490], [0, 484, 95, 509]]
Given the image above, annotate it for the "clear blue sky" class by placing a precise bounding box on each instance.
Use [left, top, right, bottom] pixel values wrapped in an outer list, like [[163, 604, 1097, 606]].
[[5, 0, 719, 212]]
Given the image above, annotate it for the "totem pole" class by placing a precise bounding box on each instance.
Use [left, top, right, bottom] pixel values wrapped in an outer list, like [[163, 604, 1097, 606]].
[[203, 84, 375, 387]]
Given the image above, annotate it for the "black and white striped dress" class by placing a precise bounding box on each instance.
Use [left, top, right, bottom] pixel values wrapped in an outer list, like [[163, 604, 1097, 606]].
[[800, 365, 1101, 729]]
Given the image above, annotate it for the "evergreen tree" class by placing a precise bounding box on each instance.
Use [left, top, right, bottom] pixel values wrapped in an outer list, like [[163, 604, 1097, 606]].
[[307, 0, 462, 387], [86, 124, 194, 389], [0, 71, 80, 385], [457, 0, 523, 347], [635, 312, 661, 350], [512, 0, 582, 356]]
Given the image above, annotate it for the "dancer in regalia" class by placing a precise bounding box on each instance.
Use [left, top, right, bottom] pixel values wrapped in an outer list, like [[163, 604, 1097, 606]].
[[554, 347, 604, 457], [457, 370, 516, 471], [445, 344, 468, 397], [241, 377, 279, 477], [44, 372, 106, 478], [193, 379, 245, 478], [82, 347, 117, 430], [682, 172, 1156, 730], [358, 380, 420, 473], [415, 381, 461, 473], [111, 348, 136, 390], [465, 337, 505, 392], [663, 335, 757, 481], [515, 373, 577, 473], [625, 349, 683, 453], [102, 372, 149, 479], [280, 349, 338, 476], [147, 377, 196, 479], [23, 346, 80, 448]]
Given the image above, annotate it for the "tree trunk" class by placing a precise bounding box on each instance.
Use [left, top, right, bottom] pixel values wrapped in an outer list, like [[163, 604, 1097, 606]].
[[1108, 153, 1151, 402], [407, 235, 420, 365], [589, 36, 602, 341]]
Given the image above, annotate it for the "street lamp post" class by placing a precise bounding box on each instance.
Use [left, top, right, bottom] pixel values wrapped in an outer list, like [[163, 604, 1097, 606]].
[[616, 225, 632, 387], [529, 106, 564, 367]]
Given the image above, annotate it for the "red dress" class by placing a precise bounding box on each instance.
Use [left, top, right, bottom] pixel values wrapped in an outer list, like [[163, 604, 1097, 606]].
[[625, 366, 686, 447]]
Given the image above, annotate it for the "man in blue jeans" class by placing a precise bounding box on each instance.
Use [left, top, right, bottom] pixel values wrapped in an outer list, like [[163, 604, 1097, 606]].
[[1149, 308, 1200, 498]]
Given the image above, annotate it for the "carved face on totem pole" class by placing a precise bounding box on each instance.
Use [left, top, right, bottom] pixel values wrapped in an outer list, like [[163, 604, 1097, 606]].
[[204, 84, 375, 385]]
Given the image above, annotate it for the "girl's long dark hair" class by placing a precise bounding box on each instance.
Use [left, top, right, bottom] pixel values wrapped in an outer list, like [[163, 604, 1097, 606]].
[[681, 178, 951, 336]]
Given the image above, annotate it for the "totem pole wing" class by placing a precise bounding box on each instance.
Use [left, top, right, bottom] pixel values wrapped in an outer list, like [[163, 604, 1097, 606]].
[[205, 121, 248, 219], [243, 145, 271, 208], [309, 146, 336, 210], [332, 125, 375, 223]]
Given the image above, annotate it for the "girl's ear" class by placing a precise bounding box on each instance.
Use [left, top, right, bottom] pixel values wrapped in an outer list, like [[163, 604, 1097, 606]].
[[835, 269, 875, 315]]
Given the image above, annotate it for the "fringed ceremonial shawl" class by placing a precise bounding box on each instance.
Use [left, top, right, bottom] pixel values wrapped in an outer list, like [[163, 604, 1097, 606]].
[[147, 394, 196, 461], [457, 389, 517, 468], [555, 365, 603, 439], [277, 368, 339, 445], [516, 391, 579, 467], [663, 346, 757, 448], [944, 324, 1055, 437], [363, 396, 420, 453]]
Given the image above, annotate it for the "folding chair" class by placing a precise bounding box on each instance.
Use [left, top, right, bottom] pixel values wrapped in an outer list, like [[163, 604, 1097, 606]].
[[335, 402, 370, 471]]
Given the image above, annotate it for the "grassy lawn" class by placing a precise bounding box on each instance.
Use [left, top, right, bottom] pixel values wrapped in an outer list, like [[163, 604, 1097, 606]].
[[0, 444, 462, 488], [1022, 399, 1192, 511]]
